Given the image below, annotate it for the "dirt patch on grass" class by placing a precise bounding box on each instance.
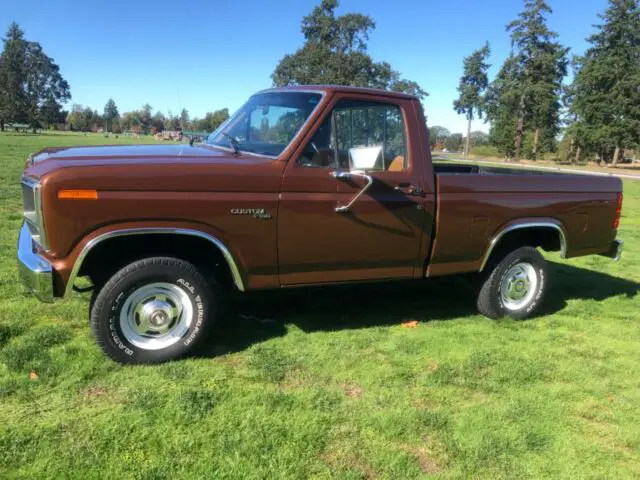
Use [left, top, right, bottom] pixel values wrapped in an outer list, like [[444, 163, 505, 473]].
[[403, 444, 442, 474], [279, 367, 309, 390], [215, 353, 244, 368], [580, 416, 635, 456], [79, 386, 120, 405], [341, 383, 363, 398], [411, 396, 438, 410], [322, 448, 377, 479], [82, 387, 109, 398]]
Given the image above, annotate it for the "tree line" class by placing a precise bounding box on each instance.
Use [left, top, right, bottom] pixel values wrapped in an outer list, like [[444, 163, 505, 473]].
[[0, 23, 230, 135], [1, 0, 638, 164], [453, 0, 639, 164], [66, 101, 230, 135]]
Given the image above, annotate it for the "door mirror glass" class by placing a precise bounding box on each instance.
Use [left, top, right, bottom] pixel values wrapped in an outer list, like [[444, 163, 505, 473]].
[[348, 146, 382, 171]]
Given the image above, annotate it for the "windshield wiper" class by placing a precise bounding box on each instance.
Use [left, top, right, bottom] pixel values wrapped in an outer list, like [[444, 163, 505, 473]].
[[222, 132, 241, 156]]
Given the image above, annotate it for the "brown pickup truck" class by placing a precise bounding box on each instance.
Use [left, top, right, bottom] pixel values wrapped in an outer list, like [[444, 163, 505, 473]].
[[17, 85, 623, 364]]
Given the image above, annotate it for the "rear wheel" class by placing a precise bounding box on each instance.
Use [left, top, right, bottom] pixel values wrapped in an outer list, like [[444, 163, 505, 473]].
[[90, 257, 216, 364], [477, 246, 547, 320]]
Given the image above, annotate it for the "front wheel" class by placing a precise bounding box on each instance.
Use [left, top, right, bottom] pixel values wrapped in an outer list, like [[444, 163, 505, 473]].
[[90, 257, 216, 364], [477, 246, 547, 320]]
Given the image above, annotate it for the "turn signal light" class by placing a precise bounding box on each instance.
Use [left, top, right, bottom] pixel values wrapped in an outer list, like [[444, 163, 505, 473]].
[[58, 189, 98, 200], [613, 192, 623, 230]]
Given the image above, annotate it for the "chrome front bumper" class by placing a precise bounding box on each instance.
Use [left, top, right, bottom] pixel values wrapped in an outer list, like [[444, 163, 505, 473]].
[[601, 239, 623, 261], [17, 222, 54, 302]]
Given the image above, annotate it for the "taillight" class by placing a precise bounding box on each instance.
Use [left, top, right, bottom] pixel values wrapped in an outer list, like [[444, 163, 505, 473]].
[[613, 192, 623, 230]]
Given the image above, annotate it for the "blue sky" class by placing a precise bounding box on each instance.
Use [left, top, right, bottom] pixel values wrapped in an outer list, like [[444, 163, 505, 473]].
[[1, 0, 608, 134]]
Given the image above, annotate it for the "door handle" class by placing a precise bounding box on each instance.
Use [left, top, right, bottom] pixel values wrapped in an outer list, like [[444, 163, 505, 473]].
[[330, 170, 373, 213], [394, 184, 424, 196]]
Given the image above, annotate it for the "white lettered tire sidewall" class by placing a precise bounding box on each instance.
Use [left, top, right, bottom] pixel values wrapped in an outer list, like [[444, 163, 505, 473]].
[[477, 246, 547, 320], [496, 256, 545, 318], [91, 257, 215, 364]]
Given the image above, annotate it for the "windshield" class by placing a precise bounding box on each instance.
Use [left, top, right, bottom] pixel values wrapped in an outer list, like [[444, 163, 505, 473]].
[[207, 91, 322, 157]]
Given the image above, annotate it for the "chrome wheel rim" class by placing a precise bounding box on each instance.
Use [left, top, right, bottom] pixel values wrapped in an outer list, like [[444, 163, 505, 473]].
[[119, 283, 193, 350], [500, 262, 538, 311]]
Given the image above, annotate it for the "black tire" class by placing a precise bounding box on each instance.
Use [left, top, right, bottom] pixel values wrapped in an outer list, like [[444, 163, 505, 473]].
[[477, 246, 547, 320], [90, 257, 216, 364]]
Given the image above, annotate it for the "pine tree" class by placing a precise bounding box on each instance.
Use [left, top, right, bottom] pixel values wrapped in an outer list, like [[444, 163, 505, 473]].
[[453, 42, 491, 159], [485, 55, 521, 157], [571, 0, 640, 165], [103, 98, 119, 132], [179, 108, 190, 130], [0, 23, 27, 130], [505, 0, 569, 160]]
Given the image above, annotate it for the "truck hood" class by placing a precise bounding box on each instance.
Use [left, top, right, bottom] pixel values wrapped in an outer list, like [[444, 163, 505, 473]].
[[25, 141, 286, 205], [26, 143, 272, 174]]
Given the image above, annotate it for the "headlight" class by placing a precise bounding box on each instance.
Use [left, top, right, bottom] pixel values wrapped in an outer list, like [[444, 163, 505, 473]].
[[21, 175, 48, 250]]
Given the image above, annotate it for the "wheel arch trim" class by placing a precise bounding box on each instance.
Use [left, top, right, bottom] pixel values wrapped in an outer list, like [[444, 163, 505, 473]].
[[479, 221, 567, 272], [64, 227, 246, 297]]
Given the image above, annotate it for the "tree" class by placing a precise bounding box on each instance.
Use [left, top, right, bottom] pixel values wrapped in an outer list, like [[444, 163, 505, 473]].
[[485, 55, 521, 157], [570, 0, 640, 166], [444, 133, 464, 152], [103, 98, 119, 132], [0, 22, 70, 132], [505, 0, 569, 160], [40, 93, 66, 128], [164, 111, 180, 131], [428, 125, 450, 150], [140, 104, 153, 133], [67, 104, 101, 132], [453, 42, 491, 159], [120, 110, 142, 133], [272, 0, 426, 99], [179, 108, 190, 130], [194, 108, 230, 132], [469, 130, 490, 147], [151, 111, 165, 133], [22, 42, 71, 132], [0, 23, 26, 130], [67, 104, 84, 131]]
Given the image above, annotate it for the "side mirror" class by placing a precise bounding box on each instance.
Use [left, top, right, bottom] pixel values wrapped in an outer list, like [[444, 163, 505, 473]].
[[330, 170, 373, 213]]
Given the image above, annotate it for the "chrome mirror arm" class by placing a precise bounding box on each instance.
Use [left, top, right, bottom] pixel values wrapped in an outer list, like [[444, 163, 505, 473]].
[[330, 170, 374, 213]]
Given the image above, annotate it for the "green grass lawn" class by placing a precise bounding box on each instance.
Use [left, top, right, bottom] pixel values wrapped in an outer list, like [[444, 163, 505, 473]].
[[1, 132, 639, 479]]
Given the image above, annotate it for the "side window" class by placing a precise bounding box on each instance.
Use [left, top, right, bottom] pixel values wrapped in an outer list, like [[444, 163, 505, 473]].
[[299, 100, 407, 171], [298, 115, 337, 168]]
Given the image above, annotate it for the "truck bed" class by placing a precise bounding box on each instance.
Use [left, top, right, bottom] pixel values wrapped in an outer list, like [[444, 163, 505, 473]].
[[434, 162, 565, 176], [427, 163, 622, 276]]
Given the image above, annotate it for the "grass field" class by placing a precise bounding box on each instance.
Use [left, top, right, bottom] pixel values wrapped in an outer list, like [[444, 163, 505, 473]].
[[1, 132, 639, 479]]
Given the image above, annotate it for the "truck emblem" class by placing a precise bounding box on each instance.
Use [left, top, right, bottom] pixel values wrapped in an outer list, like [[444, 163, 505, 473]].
[[230, 208, 272, 220]]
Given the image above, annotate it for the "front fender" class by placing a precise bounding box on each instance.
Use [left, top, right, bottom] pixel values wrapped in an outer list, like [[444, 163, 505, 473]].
[[44, 220, 246, 297]]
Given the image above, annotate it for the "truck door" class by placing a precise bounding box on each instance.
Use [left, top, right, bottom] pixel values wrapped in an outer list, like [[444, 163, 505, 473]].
[[278, 94, 435, 285]]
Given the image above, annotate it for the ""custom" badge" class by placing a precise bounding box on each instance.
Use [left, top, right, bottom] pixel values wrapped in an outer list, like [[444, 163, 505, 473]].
[[230, 208, 272, 220]]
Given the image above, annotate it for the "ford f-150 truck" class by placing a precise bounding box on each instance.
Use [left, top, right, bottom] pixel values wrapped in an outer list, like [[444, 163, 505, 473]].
[[17, 86, 623, 364]]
